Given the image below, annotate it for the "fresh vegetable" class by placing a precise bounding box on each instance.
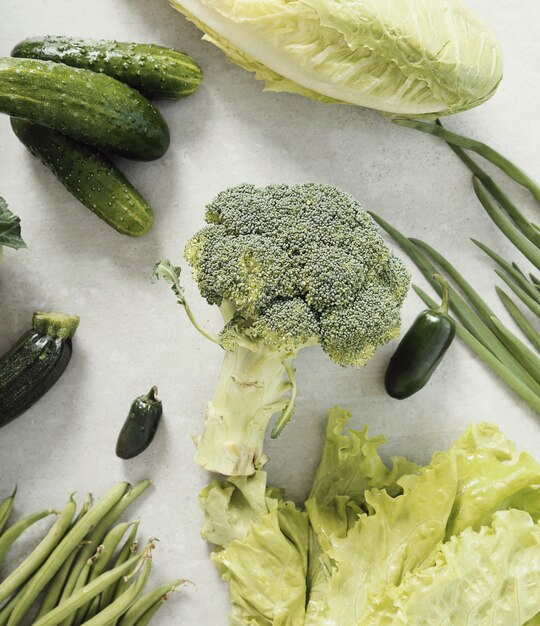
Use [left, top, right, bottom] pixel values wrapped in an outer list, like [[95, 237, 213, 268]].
[[12, 36, 203, 100], [0, 508, 57, 568], [0, 482, 185, 626], [154, 183, 410, 475], [11, 120, 154, 237], [371, 118, 540, 414], [0, 57, 170, 160], [0, 489, 16, 536], [385, 274, 455, 399], [201, 406, 540, 625], [116, 386, 163, 459], [170, 0, 502, 116], [0, 197, 26, 268], [0, 311, 79, 428]]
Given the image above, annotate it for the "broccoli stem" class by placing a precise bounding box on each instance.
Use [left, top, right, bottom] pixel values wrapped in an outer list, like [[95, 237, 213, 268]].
[[194, 342, 294, 476]]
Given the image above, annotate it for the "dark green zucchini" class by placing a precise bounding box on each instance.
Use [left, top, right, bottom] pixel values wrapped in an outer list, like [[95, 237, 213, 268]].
[[12, 36, 203, 99], [11, 119, 154, 237], [0, 57, 169, 160], [0, 312, 79, 428], [116, 387, 163, 459]]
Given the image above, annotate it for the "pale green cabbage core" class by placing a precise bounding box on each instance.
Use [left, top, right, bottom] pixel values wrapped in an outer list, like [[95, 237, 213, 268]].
[[171, 0, 503, 116]]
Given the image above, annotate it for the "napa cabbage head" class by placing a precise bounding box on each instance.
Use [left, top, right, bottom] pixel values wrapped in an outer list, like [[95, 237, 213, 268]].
[[171, 0, 503, 116]]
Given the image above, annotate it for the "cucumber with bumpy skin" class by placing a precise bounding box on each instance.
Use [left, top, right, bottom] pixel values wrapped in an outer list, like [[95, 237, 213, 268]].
[[0, 57, 169, 160], [12, 36, 203, 100], [11, 119, 154, 237]]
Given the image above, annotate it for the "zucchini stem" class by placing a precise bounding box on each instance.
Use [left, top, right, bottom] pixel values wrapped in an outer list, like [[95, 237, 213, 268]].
[[32, 312, 80, 340]]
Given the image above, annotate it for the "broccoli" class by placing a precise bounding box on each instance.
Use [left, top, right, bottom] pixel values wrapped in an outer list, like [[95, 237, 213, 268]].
[[155, 183, 410, 476]]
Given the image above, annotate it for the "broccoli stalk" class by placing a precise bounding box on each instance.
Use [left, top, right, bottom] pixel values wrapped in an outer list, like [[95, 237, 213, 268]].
[[196, 341, 293, 474], [155, 183, 410, 476]]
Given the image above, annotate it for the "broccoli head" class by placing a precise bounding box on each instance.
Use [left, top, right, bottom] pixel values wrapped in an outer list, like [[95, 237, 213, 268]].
[[185, 183, 409, 364], [156, 183, 410, 476]]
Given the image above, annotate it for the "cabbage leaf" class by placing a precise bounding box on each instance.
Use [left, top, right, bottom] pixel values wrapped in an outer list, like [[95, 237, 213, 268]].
[[171, 0, 503, 116]]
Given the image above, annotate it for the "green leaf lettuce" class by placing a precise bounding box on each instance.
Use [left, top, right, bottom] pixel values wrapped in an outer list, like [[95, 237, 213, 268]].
[[202, 407, 540, 625]]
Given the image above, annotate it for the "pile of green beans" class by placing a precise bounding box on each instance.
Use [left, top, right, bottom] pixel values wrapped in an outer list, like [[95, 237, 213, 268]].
[[371, 119, 540, 414], [0, 482, 184, 625]]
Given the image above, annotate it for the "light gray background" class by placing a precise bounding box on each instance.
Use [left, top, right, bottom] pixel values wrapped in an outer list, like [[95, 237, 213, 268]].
[[1, 1, 539, 623]]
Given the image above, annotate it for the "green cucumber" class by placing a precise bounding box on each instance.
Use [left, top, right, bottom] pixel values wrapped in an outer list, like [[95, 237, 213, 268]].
[[0, 312, 79, 429], [0, 57, 169, 160], [12, 36, 202, 99], [11, 119, 154, 237], [116, 387, 163, 459]]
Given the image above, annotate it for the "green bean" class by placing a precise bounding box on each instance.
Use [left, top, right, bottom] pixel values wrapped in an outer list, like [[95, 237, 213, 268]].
[[82, 556, 153, 626], [0, 509, 57, 568], [32, 551, 144, 626], [6, 483, 128, 626], [530, 273, 540, 289], [472, 240, 540, 305], [0, 488, 17, 536], [100, 524, 140, 612], [413, 285, 540, 413], [118, 579, 184, 626], [496, 270, 540, 318], [497, 288, 540, 352], [82, 596, 101, 623], [73, 522, 135, 625], [0, 497, 76, 605], [59, 555, 95, 626], [444, 141, 540, 246], [133, 599, 163, 626], [473, 178, 540, 271], [393, 118, 540, 203], [0, 590, 19, 626], [61, 482, 150, 606], [36, 495, 91, 619]]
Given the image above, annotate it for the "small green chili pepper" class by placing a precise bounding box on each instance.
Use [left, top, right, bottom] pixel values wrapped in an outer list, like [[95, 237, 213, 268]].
[[385, 274, 456, 399], [116, 387, 163, 459]]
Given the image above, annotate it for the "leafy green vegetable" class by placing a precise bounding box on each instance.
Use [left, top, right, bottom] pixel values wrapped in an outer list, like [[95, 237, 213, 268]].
[[155, 183, 410, 476], [0, 197, 26, 252], [202, 408, 540, 625], [171, 0, 502, 116]]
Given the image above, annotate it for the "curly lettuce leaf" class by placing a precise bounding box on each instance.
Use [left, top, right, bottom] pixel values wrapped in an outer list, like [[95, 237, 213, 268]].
[[0, 197, 26, 251], [309, 455, 458, 624], [385, 510, 540, 626], [203, 473, 308, 625], [440, 422, 540, 537], [201, 410, 540, 625]]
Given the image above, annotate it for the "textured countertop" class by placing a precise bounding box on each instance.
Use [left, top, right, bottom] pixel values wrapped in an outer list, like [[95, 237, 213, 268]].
[[1, 1, 539, 623]]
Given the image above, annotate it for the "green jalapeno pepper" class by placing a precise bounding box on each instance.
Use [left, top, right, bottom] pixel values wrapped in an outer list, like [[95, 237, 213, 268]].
[[116, 386, 163, 459], [385, 274, 455, 399]]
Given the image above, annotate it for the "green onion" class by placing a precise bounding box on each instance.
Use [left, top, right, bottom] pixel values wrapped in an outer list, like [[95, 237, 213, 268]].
[[496, 288, 540, 352], [393, 118, 540, 203]]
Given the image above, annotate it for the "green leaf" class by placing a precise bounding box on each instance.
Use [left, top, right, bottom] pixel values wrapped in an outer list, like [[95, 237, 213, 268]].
[[391, 510, 540, 625], [0, 197, 26, 250]]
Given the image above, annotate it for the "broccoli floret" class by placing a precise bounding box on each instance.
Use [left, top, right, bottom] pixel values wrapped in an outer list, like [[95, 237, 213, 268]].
[[155, 183, 410, 476]]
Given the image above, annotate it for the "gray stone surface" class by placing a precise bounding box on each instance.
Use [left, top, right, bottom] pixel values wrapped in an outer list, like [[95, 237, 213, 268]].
[[0, 1, 539, 623]]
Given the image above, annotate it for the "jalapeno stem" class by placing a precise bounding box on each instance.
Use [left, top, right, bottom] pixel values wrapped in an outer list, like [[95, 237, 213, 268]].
[[432, 274, 450, 315]]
